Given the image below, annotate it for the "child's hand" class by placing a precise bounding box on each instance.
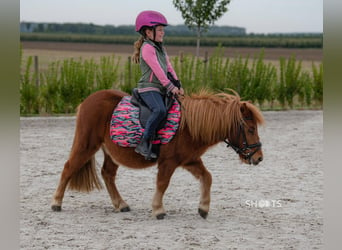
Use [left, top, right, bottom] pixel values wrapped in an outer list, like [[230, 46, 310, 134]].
[[171, 87, 180, 95]]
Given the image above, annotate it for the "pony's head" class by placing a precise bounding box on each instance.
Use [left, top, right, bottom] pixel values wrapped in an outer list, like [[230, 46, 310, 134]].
[[213, 89, 264, 165], [224, 100, 264, 165], [180, 89, 264, 165]]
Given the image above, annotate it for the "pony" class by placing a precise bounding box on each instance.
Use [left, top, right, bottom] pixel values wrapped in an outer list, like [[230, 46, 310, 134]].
[[51, 89, 264, 219]]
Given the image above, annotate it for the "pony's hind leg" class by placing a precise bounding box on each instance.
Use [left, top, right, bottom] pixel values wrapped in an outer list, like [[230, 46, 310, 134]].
[[51, 108, 103, 211], [182, 158, 212, 219], [51, 159, 73, 211], [101, 150, 130, 212], [51, 148, 101, 211]]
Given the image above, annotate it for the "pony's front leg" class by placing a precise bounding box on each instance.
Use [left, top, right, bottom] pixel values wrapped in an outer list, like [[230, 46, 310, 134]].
[[183, 158, 212, 219], [152, 162, 176, 219]]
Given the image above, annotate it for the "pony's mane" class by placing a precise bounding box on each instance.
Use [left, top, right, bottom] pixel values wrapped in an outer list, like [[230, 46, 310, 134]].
[[179, 89, 264, 144]]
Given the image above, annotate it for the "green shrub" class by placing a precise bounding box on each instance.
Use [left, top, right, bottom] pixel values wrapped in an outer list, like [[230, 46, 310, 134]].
[[20, 48, 322, 114], [20, 56, 40, 114], [312, 62, 323, 106], [297, 71, 313, 107], [278, 55, 303, 108], [96, 56, 121, 91], [248, 51, 277, 107], [39, 61, 62, 113]]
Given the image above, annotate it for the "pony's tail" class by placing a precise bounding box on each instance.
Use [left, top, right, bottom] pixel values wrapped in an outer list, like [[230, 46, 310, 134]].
[[67, 156, 103, 192], [67, 103, 103, 192]]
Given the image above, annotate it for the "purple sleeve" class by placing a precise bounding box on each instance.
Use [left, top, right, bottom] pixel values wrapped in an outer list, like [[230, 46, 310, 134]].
[[141, 43, 175, 91]]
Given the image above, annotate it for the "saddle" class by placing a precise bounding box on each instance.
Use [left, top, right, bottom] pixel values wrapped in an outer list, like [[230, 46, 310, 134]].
[[130, 88, 174, 130], [110, 91, 181, 148]]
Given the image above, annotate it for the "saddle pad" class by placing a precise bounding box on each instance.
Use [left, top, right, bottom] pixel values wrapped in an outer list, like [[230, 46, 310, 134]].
[[110, 96, 181, 147]]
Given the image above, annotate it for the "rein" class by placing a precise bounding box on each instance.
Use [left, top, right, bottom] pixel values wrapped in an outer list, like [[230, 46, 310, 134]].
[[224, 117, 262, 161]]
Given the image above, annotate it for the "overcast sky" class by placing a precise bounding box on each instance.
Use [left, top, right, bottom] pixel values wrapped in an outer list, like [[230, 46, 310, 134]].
[[20, 0, 323, 34]]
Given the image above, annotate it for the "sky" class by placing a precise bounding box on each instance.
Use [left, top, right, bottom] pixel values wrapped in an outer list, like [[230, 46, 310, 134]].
[[20, 0, 323, 34]]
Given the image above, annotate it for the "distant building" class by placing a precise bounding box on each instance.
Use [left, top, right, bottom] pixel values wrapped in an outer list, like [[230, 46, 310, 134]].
[[20, 22, 48, 32]]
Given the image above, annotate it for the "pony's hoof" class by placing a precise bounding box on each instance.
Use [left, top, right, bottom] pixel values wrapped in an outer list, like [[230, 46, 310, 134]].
[[156, 213, 166, 220], [51, 205, 62, 212], [120, 206, 131, 212], [198, 208, 208, 219]]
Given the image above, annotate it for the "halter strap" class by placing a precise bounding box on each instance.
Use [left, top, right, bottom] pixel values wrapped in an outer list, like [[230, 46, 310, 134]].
[[224, 117, 262, 161]]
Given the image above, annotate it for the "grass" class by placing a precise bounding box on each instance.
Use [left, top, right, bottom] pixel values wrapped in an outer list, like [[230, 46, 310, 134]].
[[20, 45, 323, 114]]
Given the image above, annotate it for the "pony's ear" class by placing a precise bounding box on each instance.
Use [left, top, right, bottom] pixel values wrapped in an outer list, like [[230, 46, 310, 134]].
[[240, 102, 248, 114]]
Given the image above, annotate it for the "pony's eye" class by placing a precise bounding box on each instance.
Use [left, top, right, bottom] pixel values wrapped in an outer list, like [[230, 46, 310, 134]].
[[248, 127, 255, 134]]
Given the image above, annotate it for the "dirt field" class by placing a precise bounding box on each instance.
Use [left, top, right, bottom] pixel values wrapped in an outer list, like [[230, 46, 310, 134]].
[[20, 110, 323, 249], [22, 41, 322, 62]]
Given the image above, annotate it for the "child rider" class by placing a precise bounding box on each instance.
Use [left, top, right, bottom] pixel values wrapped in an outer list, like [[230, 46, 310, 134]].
[[132, 10, 184, 159]]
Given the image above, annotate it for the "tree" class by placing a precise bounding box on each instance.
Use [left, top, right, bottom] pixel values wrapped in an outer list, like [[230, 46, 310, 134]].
[[173, 0, 231, 57]]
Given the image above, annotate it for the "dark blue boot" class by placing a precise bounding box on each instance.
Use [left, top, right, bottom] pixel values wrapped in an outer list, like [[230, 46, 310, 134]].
[[135, 138, 157, 160]]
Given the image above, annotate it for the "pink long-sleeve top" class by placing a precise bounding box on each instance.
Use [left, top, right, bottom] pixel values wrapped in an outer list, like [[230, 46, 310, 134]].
[[137, 41, 178, 94]]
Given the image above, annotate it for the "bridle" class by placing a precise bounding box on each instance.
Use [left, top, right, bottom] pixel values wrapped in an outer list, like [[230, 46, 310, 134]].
[[224, 117, 262, 161]]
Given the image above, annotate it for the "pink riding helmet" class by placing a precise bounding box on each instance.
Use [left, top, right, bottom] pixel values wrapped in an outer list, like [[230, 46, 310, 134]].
[[135, 10, 168, 33]]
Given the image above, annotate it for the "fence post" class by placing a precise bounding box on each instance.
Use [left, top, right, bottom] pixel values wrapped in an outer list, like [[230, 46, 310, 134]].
[[203, 51, 208, 82], [34, 55, 39, 87], [203, 51, 208, 64], [179, 51, 184, 79], [127, 56, 131, 87]]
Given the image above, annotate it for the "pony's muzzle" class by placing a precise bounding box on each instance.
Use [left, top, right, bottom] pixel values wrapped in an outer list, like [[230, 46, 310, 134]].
[[251, 155, 263, 165]]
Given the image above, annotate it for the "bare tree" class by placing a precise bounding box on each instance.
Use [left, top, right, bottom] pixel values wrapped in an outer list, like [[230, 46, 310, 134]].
[[173, 0, 231, 57]]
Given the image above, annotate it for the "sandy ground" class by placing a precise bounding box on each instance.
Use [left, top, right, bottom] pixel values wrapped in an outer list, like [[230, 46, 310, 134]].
[[20, 110, 323, 249]]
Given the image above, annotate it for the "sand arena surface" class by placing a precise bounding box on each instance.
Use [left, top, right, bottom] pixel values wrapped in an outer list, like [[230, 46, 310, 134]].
[[20, 110, 322, 249]]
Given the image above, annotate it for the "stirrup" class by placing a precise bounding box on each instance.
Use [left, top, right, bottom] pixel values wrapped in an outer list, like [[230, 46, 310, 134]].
[[135, 140, 157, 160], [145, 141, 157, 160]]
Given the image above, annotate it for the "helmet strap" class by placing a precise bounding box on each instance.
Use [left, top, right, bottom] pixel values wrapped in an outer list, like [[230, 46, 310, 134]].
[[140, 26, 163, 49], [152, 26, 156, 41]]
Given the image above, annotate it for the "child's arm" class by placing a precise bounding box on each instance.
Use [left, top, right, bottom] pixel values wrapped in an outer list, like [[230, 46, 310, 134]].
[[142, 43, 176, 92]]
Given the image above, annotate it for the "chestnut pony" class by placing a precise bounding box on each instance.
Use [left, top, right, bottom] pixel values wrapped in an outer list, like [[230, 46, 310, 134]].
[[51, 89, 264, 219]]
